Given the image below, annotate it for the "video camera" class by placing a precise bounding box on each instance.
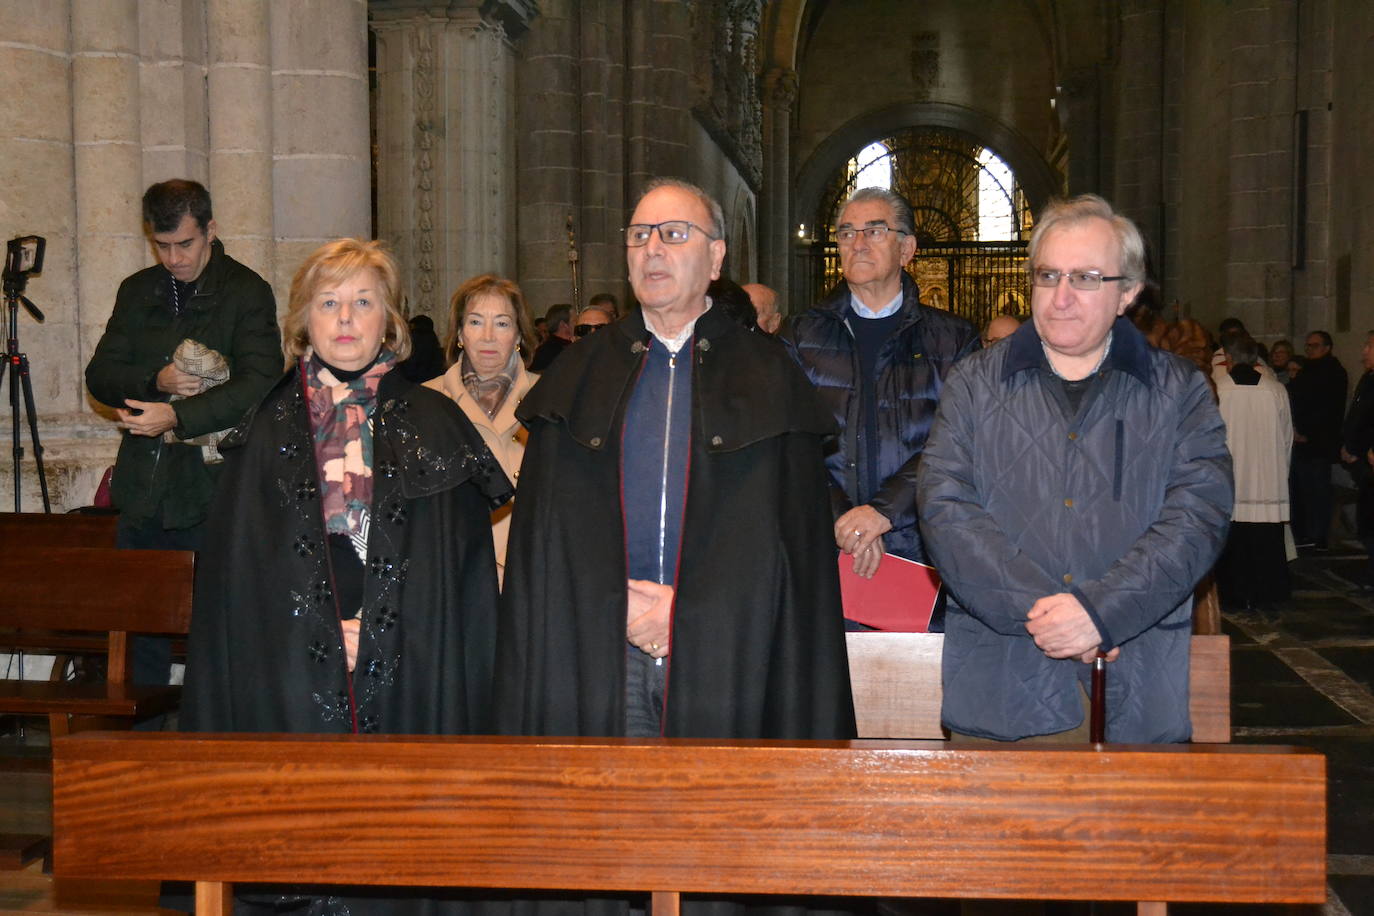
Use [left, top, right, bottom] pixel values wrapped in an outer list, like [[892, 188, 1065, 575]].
[[3, 235, 45, 298]]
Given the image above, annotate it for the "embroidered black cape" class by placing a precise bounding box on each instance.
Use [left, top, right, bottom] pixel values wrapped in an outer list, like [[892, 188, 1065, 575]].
[[183, 364, 509, 735]]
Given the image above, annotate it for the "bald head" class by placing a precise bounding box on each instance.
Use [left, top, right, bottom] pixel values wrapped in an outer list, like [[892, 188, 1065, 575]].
[[742, 283, 780, 334], [982, 314, 1022, 347]]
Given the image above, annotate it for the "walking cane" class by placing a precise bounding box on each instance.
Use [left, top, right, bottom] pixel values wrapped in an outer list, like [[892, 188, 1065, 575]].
[[1090, 650, 1107, 743]]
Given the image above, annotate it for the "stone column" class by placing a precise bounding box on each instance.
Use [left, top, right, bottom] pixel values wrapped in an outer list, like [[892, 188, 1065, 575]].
[[1113, 0, 1165, 269], [138, 0, 209, 183], [72, 0, 146, 388], [208, 0, 275, 285], [0, 1, 79, 415], [1224, 0, 1297, 336], [270, 0, 372, 298], [372, 2, 526, 330], [761, 67, 796, 311]]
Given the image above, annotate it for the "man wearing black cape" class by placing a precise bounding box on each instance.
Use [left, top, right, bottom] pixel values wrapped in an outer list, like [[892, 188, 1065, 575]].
[[496, 175, 854, 758]]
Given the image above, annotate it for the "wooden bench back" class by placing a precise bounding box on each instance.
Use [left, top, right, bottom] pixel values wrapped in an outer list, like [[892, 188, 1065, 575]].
[[0, 512, 117, 548], [845, 632, 1231, 743], [51, 733, 1327, 912], [0, 547, 193, 637]]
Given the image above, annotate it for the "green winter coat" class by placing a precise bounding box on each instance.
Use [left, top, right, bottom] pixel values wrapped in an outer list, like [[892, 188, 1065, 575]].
[[85, 239, 281, 529]]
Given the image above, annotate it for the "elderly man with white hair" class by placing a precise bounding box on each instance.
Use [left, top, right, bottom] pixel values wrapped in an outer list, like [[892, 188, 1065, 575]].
[[918, 194, 1233, 743]]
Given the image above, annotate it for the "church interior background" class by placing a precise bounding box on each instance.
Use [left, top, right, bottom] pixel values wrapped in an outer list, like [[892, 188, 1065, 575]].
[[0, 0, 1372, 512]]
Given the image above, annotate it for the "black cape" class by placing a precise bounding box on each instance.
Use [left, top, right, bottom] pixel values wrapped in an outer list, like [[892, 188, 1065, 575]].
[[496, 306, 856, 740], [181, 366, 510, 915]]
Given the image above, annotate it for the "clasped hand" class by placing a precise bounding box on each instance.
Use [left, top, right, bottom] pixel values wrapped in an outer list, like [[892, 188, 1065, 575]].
[[1025, 592, 1119, 664]]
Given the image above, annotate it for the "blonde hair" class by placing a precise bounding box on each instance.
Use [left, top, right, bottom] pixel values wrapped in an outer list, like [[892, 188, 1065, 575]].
[[444, 274, 537, 367], [283, 238, 411, 365]]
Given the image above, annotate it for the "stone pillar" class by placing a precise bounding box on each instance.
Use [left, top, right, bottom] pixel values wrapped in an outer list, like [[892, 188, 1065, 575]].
[[761, 67, 797, 312], [138, 0, 209, 183], [516, 0, 586, 315], [270, 0, 371, 298], [372, 1, 527, 332], [1224, 0, 1297, 336], [1113, 0, 1165, 270], [72, 0, 146, 389], [208, 0, 275, 285], [0, 1, 79, 416]]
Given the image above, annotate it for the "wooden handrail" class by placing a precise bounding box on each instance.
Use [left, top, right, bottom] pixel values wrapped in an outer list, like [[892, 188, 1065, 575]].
[[52, 733, 1325, 914]]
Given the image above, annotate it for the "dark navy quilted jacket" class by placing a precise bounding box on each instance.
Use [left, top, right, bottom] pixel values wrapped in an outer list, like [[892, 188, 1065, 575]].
[[779, 273, 979, 562], [917, 318, 1233, 742]]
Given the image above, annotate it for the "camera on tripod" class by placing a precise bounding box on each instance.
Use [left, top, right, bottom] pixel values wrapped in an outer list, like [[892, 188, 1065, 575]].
[[3, 235, 45, 296], [3, 234, 50, 512]]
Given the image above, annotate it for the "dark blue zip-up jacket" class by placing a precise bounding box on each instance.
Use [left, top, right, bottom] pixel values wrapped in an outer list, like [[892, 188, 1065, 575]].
[[779, 272, 979, 563]]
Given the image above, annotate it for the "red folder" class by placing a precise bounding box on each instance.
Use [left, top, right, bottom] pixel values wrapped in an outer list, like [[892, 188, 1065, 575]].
[[837, 552, 942, 632]]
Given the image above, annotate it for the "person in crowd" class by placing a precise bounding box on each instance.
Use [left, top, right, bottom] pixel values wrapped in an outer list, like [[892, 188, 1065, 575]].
[[1341, 331, 1374, 591], [742, 282, 782, 334], [497, 177, 854, 748], [394, 312, 445, 383], [918, 194, 1232, 743], [780, 187, 978, 622], [1269, 339, 1297, 385], [709, 276, 761, 331], [182, 239, 508, 913], [530, 303, 574, 370], [574, 301, 615, 338], [182, 235, 506, 776], [982, 314, 1021, 347], [1290, 329, 1348, 549], [588, 291, 621, 319], [85, 178, 281, 687], [534, 315, 549, 345], [426, 274, 539, 583], [1215, 334, 1293, 615]]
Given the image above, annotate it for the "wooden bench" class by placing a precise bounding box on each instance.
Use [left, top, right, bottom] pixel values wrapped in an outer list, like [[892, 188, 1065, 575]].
[[0, 512, 119, 661], [846, 632, 1231, 742], [0, 546, 194, 736], [51, 732, 1326, 915], [0, 545, 193, 867]]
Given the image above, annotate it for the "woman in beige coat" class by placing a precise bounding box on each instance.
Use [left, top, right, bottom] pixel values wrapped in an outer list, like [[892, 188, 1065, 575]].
[[426, 274, 538, 582]]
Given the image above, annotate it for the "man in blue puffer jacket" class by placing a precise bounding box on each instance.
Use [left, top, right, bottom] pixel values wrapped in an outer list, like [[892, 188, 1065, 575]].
[[780, 187, 979, 629], [917, 194, 1233, 743]]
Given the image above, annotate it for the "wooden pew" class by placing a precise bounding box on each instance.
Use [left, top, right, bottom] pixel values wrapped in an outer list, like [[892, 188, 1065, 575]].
[[846, 632, 1231, 743], [0, 512, 120, 660], [0, 546, 194, 736], [51, 732, 1326, 915], [0, 544, 193, 868]]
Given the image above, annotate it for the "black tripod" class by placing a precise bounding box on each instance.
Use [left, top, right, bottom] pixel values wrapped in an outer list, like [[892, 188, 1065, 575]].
[[1, 279, 49, 512]]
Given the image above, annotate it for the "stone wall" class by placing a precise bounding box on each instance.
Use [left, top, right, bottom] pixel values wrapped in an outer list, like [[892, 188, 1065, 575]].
[[0, 0, 371, 513]]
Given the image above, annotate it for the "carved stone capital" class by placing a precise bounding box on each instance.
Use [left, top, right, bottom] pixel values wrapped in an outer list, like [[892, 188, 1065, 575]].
[[368, 0, 537, 38], [763, 67, 798, 111]]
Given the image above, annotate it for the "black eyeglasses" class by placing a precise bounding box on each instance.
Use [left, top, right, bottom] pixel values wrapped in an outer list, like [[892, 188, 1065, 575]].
[[835, 225, 907, 244], [575, 323, 607, 338], [1029, 269, 1129, 291], [623, 221, 719, 247]]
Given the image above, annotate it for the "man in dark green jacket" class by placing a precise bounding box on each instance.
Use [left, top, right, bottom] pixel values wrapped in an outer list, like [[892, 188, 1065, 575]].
[[85, 179, 281, 685]]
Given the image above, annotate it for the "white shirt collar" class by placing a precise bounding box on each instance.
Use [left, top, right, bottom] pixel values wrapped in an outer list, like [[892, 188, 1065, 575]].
[[849, 288, 904, 320], [645, 299, 712, 354]]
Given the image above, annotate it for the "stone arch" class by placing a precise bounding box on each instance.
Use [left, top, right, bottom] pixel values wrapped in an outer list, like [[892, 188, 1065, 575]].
[[794, 101, 1061, 237]]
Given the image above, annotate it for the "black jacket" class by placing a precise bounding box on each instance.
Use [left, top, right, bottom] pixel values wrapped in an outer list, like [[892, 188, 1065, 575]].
[[182, 366, 510, 737], [1291, 353, 1348, 461], [84, 239, 281, 528], [779, 273, 979, 562], [496, 306, 856, 740]]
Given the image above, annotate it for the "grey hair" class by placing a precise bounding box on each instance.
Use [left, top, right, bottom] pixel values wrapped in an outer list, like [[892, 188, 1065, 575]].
[[636, 177, 726, 243], [840, 187, 915, 236], [1222, 334, 1260, 368], [1026, 194, 1147, 285]]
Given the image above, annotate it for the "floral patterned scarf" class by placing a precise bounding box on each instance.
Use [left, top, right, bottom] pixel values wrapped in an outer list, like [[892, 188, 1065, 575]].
[[304, 350, 396, 551]]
